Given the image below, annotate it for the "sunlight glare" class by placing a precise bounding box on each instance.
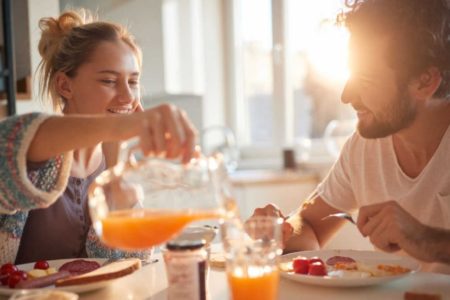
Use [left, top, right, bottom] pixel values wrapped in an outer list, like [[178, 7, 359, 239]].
[[306, 24, 350, 83], [288, 0, 350, 84]]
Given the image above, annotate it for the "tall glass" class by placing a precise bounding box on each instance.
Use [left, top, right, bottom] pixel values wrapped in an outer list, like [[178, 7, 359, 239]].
[[222, 216, 283, 300], [88, 138, 236, 251]]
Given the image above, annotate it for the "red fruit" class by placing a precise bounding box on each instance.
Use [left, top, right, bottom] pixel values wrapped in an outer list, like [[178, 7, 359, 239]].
[[308, 262, 327, 276], [8, 270, 28, 288], [1, 263, 18, 285], [308, 256, 324, 266], [0, 263, 18, 275], [7, 273, 21, 288], [293, 257, 310, 274], [0, 276, 8, 286], [34, 260, 50, 270]]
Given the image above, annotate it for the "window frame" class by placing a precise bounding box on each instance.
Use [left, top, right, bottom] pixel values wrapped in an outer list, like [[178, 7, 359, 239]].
[[224, 0, 294, 164]]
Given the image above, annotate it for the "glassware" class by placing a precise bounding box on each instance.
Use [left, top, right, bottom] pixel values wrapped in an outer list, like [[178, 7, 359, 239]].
[[162, 239, 209, 300], [201, 126, 240, 173], [221, 216, 283, 300], [323, 119, 357, 158], [170, 225, 218, 260], [88, 138, 236, 251]]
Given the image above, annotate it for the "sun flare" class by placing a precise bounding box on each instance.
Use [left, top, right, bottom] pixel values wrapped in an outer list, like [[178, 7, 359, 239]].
[[288, 0, 350, 84], [306, 24, 350, 83]]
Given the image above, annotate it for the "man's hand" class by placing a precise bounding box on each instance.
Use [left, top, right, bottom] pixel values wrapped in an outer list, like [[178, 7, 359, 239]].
[[249, 204, 294, 248], [357, 201, 436, 262]]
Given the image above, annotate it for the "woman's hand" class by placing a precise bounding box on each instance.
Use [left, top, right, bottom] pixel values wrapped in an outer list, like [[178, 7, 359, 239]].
[[137, 104, 198, 163]]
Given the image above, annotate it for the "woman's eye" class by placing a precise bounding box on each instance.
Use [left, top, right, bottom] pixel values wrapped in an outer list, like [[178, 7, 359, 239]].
[[129, 80, 140, 87], [101, 79, 116, 85]]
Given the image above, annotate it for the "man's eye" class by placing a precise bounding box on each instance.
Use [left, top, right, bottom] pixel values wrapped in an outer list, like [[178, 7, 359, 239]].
[[359, 78, 374, 88], [129, 80, 140, 87]]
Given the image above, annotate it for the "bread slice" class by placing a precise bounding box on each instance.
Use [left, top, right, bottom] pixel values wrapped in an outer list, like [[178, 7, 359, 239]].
[[55, 258, 141, 287]]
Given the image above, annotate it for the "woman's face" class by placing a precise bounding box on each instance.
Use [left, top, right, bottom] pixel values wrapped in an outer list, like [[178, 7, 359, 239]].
[[63, 40, 141, 115]]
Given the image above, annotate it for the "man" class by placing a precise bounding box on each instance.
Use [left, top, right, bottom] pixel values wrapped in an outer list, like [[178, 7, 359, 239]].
[[252, 0, 450, 273]]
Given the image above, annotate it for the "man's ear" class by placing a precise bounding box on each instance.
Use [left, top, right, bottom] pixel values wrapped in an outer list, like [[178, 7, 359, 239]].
[[409, 67, 442, 100], [54, 72, 73, 100]]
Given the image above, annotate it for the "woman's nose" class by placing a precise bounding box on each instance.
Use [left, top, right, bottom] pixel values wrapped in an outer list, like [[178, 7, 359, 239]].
[[117, 83, 135, 104]]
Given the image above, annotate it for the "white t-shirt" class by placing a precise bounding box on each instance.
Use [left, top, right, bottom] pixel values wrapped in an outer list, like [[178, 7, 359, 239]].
[[316, 126, 450, 274]]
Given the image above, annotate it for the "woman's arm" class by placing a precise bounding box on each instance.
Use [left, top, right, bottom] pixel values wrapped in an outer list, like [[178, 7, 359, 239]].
[[27, 114, 141, 162], [0, 104, 197, 213], [28, 104, 197, 163]]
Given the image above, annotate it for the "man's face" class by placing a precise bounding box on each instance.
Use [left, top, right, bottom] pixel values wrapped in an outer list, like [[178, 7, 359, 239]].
[[341, 36, 417, 138]]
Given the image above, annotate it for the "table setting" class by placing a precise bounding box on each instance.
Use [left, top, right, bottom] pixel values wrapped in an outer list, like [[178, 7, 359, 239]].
[[1, 140, 449, 300]]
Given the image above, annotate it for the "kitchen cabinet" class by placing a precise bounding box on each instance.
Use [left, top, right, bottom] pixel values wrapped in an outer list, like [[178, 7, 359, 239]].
[[230, 169, 373, 251], [230, 169, 319, 219]]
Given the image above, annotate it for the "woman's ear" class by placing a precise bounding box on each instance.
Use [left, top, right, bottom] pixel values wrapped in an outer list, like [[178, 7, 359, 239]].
[[409, 67, 442, 100], [54, 72, 73, 100]]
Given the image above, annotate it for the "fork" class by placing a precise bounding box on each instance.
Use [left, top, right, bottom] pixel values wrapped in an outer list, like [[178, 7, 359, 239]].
[[321, 212, 356, 225]]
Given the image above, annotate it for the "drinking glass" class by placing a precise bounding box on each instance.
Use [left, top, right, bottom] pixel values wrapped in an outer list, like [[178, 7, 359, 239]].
[[221, 216, 283, 300], [88, 138, 236, 251], [323, 118, 357, 158], [201, 125, 240, 173]]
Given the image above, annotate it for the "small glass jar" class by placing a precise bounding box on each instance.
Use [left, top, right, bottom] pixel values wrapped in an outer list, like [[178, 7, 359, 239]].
[[162, 239, 209, 300]]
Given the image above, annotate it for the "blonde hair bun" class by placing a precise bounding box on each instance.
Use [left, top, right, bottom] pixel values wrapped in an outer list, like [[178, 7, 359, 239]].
[[38, 9, 96, 63]]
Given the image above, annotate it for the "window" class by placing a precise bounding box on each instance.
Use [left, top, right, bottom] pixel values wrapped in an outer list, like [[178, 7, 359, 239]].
[[226, 0, 355, 163]]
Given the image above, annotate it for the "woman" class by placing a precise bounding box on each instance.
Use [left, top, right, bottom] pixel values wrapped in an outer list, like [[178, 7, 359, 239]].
[[0, 9, 197, 265]]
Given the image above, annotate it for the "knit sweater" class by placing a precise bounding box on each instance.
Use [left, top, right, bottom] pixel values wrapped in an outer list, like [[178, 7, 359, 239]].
[[0, 113, 150, 264]]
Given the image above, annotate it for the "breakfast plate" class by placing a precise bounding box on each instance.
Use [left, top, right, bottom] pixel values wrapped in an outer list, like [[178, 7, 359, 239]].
[[280, 249, 420, 287], [0, 258, 114, 296]]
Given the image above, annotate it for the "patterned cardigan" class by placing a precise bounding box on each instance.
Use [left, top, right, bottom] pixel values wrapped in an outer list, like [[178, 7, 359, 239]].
[[0, 113, 149, 265]]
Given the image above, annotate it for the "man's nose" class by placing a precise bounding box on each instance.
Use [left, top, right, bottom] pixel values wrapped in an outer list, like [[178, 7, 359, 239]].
[[341, 79, 360, 104]]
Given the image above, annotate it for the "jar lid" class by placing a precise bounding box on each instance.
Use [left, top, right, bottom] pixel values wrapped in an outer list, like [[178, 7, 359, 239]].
[[166, 239, 206, 251]]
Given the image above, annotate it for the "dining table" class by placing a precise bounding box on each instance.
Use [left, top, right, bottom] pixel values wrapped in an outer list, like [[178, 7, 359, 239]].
[[78, 252, 450, 300], [1, 247, 449, 300]]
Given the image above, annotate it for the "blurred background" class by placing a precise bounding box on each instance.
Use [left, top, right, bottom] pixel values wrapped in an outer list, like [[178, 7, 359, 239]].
[[1, 0, 367, 249]]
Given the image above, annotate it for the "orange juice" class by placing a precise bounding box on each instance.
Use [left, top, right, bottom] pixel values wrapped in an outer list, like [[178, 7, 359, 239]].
[[227, 268, 279, 300], [101, 209, 222, 249]]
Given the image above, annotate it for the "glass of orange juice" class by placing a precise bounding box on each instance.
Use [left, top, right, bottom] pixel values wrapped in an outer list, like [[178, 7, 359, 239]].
[[88, 138, 236, 253], [222, 216, 283, 300]]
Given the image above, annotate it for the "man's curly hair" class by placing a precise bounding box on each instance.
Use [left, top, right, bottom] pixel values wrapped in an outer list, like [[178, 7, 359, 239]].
[[339, 0, 450, 99]]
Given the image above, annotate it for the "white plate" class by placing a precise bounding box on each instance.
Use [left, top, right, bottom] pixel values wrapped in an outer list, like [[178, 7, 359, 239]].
[[0, 258, 115, 296], [280, 249, 420, 287]]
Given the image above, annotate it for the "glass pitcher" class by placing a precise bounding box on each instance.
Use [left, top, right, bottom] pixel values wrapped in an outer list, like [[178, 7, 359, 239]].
[[88, 138, 236, 251]]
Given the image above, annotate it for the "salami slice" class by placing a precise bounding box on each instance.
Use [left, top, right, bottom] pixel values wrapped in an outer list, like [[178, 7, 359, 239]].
[[326, 256, 356, 266], [58, 259, 101, 276]]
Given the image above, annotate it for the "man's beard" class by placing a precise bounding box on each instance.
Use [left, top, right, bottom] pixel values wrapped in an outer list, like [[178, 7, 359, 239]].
[[357, 89, 417, 139]]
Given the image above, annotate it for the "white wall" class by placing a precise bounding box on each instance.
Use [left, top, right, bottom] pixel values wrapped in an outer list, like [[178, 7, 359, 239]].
[[98, 0, 166, 96], [59, 0, 227, 130]]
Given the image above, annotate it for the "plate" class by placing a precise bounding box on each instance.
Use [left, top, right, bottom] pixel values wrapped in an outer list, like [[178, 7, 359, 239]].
[[280, 249, 420, 287], [0, 258, 114, 296]]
